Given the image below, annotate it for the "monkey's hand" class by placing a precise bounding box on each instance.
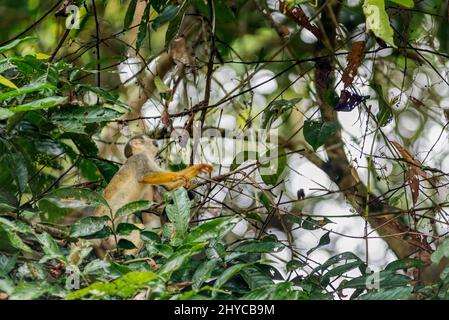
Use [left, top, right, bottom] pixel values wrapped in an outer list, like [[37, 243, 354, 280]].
[[140, 163, 213, 190]]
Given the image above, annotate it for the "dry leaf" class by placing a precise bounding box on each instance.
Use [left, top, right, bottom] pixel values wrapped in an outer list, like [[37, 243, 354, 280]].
[[410, 96, 425, 108], [406, 168, 420, 206], [161, 108, 171, 128], [145, 258, 160, 272], [279, 1, 321, 40], [391, 141, 428, 206], [342, 41, 366, 88]]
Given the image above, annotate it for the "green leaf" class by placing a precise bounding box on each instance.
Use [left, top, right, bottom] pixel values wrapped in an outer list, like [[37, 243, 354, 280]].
[[0, 254, 17, 275], [163, 188, 191, 245], [115, 200, 152, 219], [0, 36, 37, 54], [136, 4, 151, 51], [0, 202, 15, 213], [372, 84, 393, 127], [165, 1, 189, 46], [258, 148, 287, 185], [145, 243, 173, 258], [431, 238, 449, 264], [116, 223, 141, 236], [388, 0, 414, 8], [385, 258, 423, 271], [124, 0, 138, 29], [307, 231, 331, 255], [8, 96, 67, 112], [0, 278, 14, 295], [0, 225, 32, 253], [388, 191, 404, 207], [356, 286, 413, 300], [79, 85, 129, 109], [152, 5, 179, 31], [151, 0, 168, 13], [0, 75, 17, 89], [234, 236, 284, 253], [262, 98, 300, 129], [158, 245, 204, 279], [140, 230, 161, 243], [242, 281, 308, 300], [154, 76, 170, 94], [66, 271, 158, 300], [91, 159, 118, 183], [312, 252, 363, 274], [10, 282, 61, 300], [70, 216, 110, 238], [117, 239, 137, 250], [0, 83, 55, 102], [109, 261, 133, 276], [230, 151, 258, 171], [212, 262, 255, 297], [321, 261, 364, 286], [51, 106, 123, 133], [303, 120, 338, 151], [66, 133, 99, 157], [259, 192, 274, 212], [35, 232, 67, 264], [83, 259, 110, 275], [301, 216, 333, 230], [240, 265, 274, 290], [286, 260, 306, 271], [39, 187, 109, 210], [192, 258, 219, 290], [0, 108, 13, 120], [339, 270, 411, 290], [185, 216, 238, 244], [4, 153, 28, 194], [363, 0, 397, 48], [0, 217, 32, 234]]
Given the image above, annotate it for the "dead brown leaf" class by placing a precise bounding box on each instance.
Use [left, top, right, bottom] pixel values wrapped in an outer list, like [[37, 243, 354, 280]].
[[391, 141, 428, 206], [279, 1, 321, 40], [169, 281, 193, 290], [145, 258, 160, 272], [342, 41, 366, 88]]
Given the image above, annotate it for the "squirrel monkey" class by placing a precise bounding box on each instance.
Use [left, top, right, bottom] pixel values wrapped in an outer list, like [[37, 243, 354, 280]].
[[94, 134, 212, 258]]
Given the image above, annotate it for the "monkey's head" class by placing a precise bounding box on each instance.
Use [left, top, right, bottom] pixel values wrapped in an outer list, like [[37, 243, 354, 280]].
[[124, 135, 159, 158]]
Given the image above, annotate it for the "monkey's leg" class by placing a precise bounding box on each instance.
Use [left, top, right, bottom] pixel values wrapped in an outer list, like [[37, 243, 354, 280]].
[[141, 164, 213, 190]]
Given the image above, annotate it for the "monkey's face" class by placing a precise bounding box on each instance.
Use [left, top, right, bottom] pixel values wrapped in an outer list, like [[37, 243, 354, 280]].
[[125, 135, 159, 158]]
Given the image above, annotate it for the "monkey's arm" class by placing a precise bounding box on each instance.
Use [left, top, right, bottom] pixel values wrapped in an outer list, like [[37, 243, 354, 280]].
[[140, 163, 213, 190]]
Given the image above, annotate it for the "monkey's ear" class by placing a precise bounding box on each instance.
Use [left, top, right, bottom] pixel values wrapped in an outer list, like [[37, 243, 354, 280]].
[[124, 138, 143, 158]]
